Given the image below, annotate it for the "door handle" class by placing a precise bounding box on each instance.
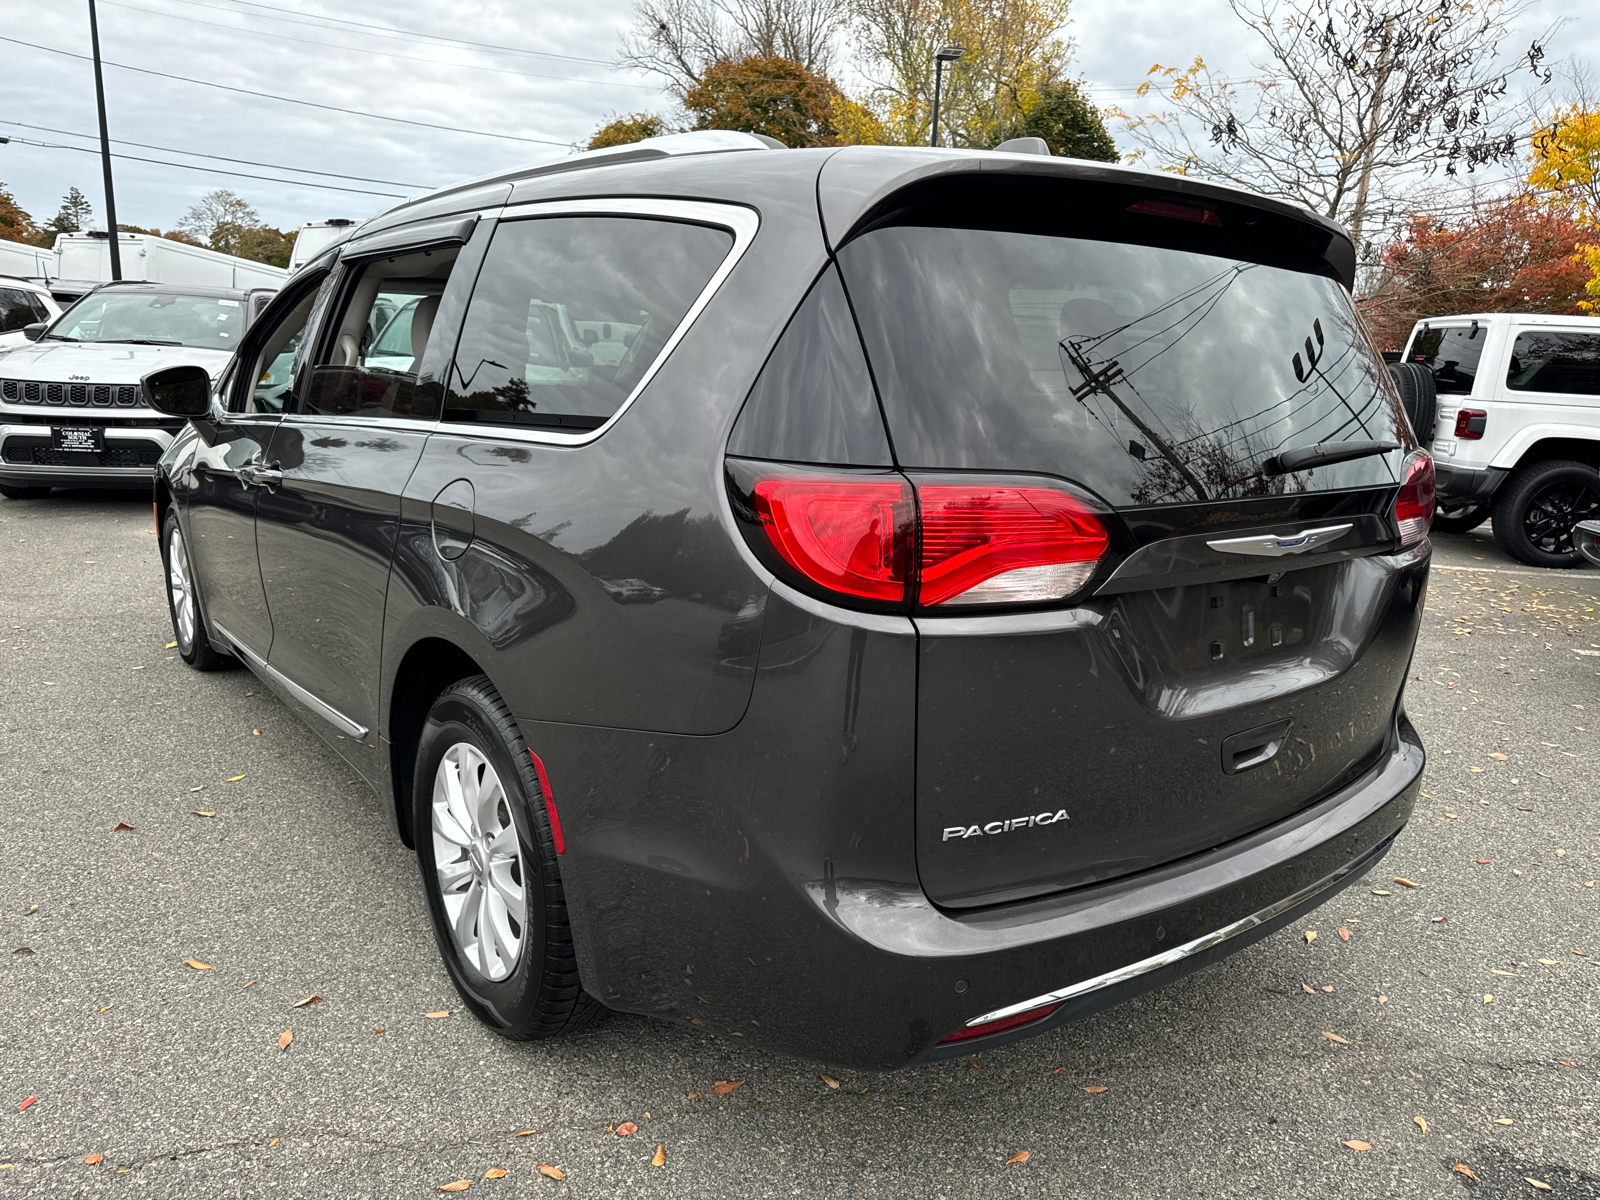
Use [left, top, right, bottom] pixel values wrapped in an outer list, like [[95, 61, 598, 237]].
[[237, 460, 283, 488]]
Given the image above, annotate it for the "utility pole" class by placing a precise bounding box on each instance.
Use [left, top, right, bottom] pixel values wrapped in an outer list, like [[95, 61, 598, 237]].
[[931, 45, 965, 147], [87, 0, 122, 280]]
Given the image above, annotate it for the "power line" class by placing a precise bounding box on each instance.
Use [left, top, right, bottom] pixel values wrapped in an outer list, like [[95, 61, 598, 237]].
[[7, 135, 410, 197], [1, 120, 431, 188], [100, 0, 661, 90], [0, 35, 576, 148]]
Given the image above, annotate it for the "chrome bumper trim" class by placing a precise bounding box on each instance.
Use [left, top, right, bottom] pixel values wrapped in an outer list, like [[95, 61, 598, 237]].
[[212, 623, 369, 740], [963, 847, 1374, 1027]]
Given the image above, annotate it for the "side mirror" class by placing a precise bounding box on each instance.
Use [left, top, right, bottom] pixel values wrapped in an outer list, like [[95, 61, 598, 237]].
[[22, 323, 47, 342], [566, 347, 594, 369], [141, 364, 212, 416]]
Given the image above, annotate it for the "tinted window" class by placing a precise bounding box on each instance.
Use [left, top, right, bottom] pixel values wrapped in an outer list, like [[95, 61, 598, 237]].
[[0, 288, 37, 333], [300, 247, 454, 420], [727, 266, 891, 466], [29, 294, 52, 322], [239, 280, 324, 414], [51, 290, 245, 350], [445, 216, 733, 431], [1409, 325, 1485, 395], [839, 227, 1406, 506], [1506, 330, 1600, 396]]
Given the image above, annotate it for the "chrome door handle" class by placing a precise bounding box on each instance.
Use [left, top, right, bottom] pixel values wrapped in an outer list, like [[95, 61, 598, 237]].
[[238, 460, 283, 488]]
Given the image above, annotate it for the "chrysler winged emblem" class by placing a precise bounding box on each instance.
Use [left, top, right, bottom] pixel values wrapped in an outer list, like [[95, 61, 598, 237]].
[[1205, 524, 1352, 558]]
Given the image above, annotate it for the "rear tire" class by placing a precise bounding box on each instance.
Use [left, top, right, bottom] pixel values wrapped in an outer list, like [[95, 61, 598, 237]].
[[1490, 460, 1600, 567], [1432, 501, 1490, 534], [413, 675, 603, 1040], [0, 484, 51, 500], [161, 511, 233, 670]]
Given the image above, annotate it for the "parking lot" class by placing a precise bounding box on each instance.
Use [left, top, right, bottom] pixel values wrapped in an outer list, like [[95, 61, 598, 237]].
[[2, 489, 1597, 1199]]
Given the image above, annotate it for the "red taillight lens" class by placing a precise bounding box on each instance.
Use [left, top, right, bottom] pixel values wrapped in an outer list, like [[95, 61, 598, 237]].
[[918, 485, 1109, 607], [1453, 409, 1487, 439], [752, 477, 913, 601], [1394, 452, 1435, 547], [937, 1001, 1064, 1045]]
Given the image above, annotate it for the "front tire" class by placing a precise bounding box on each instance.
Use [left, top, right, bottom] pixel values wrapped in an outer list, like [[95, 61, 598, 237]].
[[0, 483, 51, 500], [413, 675, 601, 1040], [1432, 501, 1490, 534], [161, 511, 232, 670], [1491, 460, 1600, 567]]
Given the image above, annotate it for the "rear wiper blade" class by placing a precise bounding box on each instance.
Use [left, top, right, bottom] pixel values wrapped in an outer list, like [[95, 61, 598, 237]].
[[104, 338, 184, 346], [1264, 439, 1399, 476]]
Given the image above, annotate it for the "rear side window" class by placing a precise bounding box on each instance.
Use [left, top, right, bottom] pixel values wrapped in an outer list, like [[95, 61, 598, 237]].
[[1409, 325, 1485, 395], [727, 265, 891, 466], [839, 225, 1406, 507], [0, 288, 37, 333], [1506, 330, 1600, 396], [445, 216, 733, 432]]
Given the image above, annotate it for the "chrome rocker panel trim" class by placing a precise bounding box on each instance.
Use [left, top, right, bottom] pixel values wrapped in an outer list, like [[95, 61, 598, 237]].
[[211, 623, 369, 739]]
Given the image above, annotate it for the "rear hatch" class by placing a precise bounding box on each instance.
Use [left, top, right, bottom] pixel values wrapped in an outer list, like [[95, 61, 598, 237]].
[[835, 175, 1422, 908]]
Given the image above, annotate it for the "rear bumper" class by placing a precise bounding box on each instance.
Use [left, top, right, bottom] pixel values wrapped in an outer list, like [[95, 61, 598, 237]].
[[1434, 462, 1505, 503]]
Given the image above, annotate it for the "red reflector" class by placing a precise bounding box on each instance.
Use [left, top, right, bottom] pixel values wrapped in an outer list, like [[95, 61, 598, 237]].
[[1126, 199, 1223, 225], [919, 486, 1109, 606], [1453, 408, 1486, 439], [1394, 452, 1435, 548], [527, 749, 564, 855], [937, 1002, 1064, 1045], [753, 477, 913, 601]]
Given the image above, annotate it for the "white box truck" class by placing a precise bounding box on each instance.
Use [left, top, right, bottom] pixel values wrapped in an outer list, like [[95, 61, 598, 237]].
[[0, 238, 54, 281], [50, 231, 287, 299]]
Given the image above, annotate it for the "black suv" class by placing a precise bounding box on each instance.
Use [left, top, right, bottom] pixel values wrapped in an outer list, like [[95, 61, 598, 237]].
[[147, 132, 1431, 1069]]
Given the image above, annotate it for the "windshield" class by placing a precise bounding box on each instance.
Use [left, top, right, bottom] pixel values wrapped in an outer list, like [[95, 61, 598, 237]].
[[51, 291, 243, 351], [839, 227, 1408, 506]]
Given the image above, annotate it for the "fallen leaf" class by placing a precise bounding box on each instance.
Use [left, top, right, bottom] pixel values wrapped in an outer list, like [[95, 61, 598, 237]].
[[425, 1010, 450, 1018], [1415, 1115, 1428, 1133], [1484, 994, 1494, 1003], [373, 1026, 384, 1034], [1341, 1140, 1371, 1151], [616, 1122, 638, 1137], [27, 905, 37, 915], [269, 1138, 278, 1147], [1393, 877, 1420, 888], [1321, 1031, 1349, 1044], [1445, 812, 1459, 819], [1371, 889, 1392, 895], [1491, 969, 1516, 976], [243, 981, 255, 988], [686, 1092, 701, 1100], [166, 641, 178, 648], [483, 1168, 507, 1179], [12, 947, 32, 956], [19, 1097, 37, 1112], [536, 1164, 565, 1180], [278, 1029, 292, 1051], [84, 1154, 103, 1164], [192, 811, 215, 818], [1338, 928, 1351, 942], [1051, 1068, 1062, 1074], [1433, 916, 1450, 924], [189, 786, 204, 793], [1586, 881, 1595, 888], [112, 823, 134, 832], [1304, 930, 1317, 944], [185, 959, 212, 970], [1496, 1118, 1515, 1125], [292, 995, 322, 1008], [100, 1005, 111, 1012], [1526, 1179, 1552, 1191], [225, 774, 246, 783], [1452, 1163, 1478, 1181], [434, 1182, 471, 1193], [1006, 1150, 1030, 1164], [1379, 995, 1388, 1004], [819, 1074, 839, 1089], [651, 1145, 665, 1168], [1322, 985, 1334, 992], [711, 1080, 742, 1094], [253, 729, 261, 736], [1538, 958, 1560, 965], [1082, 1085, 1108, 1093], [1302, 984, 1315, 994], [1477, 858, 1494, 864], [515, 1130, 535, 1137], [1489, 753, 1508, 761]]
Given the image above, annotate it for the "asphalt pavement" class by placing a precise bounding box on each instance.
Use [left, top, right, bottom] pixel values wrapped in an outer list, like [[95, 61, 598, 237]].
[[2, 490, 1597, 1199]]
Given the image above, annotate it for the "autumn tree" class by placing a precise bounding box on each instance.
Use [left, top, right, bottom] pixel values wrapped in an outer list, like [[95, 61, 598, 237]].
[[0, 182, 38, 244], [587, 112, 671, 149], [1528, 104, 1600, 310], [117, 224, 205, 247], [622, 0, 847, 100], [685, 55, 844, 145], [1118, 0, 1551, 259], [1359, 196, 1591, 348]]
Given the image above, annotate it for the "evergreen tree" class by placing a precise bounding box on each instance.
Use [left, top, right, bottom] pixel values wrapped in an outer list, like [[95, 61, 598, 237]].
[[1019, 80, 1117, 160]]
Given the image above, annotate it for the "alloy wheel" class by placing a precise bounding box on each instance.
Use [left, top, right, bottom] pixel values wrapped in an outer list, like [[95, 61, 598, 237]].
[[431, 742, 526, 981], [1523, 481, 1600, 556], [167, 526, 196, 650]]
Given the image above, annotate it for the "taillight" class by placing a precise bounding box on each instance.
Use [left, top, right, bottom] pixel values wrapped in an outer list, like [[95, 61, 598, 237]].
[[918, 485, 1110, 606], [937, 1001, 1064, 1045], [751, 477, 914, 602], [1394, 452, 1435, 547], [1453, 409, 1487, 439], [738, 466, 1109, 609]]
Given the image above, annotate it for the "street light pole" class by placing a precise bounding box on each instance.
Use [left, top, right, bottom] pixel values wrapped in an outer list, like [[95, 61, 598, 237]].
[[930, 44, 965, 148], [87, 0, 122, 280]]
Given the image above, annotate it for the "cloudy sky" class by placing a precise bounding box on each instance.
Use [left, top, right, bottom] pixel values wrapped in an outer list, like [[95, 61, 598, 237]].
[[2, 0, 1595, 236]]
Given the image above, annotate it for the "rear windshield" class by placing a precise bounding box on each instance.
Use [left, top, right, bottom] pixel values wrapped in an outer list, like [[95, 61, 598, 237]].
[[838, 227, 1408, 507], [1408, 324, 1485, 395]]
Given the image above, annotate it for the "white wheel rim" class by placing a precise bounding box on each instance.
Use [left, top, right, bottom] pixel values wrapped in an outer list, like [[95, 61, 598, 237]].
[[431, 743, 526, 981], [167, 526, 196, 650]]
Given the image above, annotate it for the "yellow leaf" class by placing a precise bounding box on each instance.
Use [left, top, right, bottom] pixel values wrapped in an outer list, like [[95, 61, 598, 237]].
[[185, 959, 212, 970], [536, 1164, 564, 1180], [515, 1130, 535, 1137], [1414, 1115, 1428, 1133], [278, 1029, 292, 1051], [1496, 1117, 1515, 1125], [1526, 1180, 1552, 1191], [425, 1010, 450, 1019], [1321, 1031, 1349, 1044], [166, 641, 178, 649], [1342, 1140, 1371, 1151], [819, 1074, 839, 1089], [192, 811, 215, 818], [1452, 1163, 1478, 1181], [1484, 994, 1494, 1003], [1006, 1150, 1030, 1163], [434, 1182, 471, 1193], [1393, 877, 1419, 888], [1489, 753, 1508, 761], [225, 774, 246, 782], [1304, 930, 1317, 944], [651, 1145, 665, 1167], [483, 1168, 507, 1179]]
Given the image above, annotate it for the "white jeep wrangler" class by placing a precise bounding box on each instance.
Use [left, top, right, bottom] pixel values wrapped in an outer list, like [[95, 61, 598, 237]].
[[1402, 312, 1600, 567]]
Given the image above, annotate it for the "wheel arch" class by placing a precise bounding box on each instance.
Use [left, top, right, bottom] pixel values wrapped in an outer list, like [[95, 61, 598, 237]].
[[386, 635, 492, 848], [1499, 434, 1600, 472]]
